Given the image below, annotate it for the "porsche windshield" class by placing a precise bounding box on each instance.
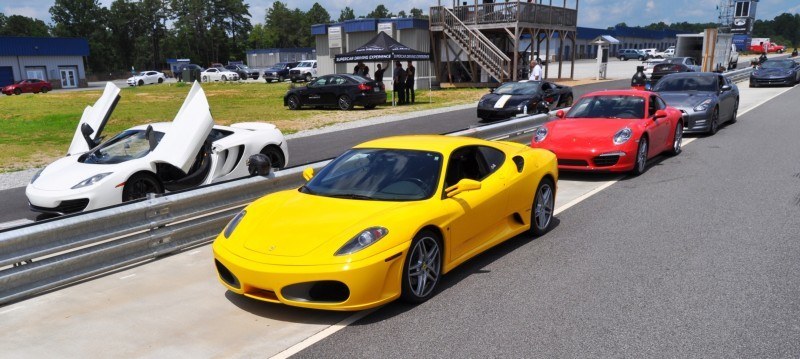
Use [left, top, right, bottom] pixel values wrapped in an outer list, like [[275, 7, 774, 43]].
[[301, 148, 443, 201], [653, 76, 717, 92], [567, 95, 645, 119], [493, 82, 540, 96], [760, 60, 794, 69], [81, 129, 164, 164]]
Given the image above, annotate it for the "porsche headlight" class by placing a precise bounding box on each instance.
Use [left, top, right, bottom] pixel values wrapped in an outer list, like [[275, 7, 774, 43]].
[[613, 128, 632, 145], [30, 169, 44, 184], [71, 172, 112, 189], [693, 99, 713, 112], [533, 127, 548, 143], [223, 210, 246, 239], [335, 227, 388, 256]]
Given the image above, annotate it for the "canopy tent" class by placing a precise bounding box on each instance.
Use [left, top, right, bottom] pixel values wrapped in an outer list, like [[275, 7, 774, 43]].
[[333, 32, 430, 63]]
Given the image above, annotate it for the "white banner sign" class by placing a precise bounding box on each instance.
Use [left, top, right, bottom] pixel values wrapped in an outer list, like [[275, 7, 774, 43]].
[[378, 22, 393, 36], [328, 26, 342, 49]]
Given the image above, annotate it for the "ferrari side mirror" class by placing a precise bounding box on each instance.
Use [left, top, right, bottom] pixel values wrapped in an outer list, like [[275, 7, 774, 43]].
[[302, 167, 315, 181], [445, 178, 482, 198]]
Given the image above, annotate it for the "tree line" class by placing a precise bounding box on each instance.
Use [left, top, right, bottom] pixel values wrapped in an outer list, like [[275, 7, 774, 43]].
[[0, 1, 426, 74]]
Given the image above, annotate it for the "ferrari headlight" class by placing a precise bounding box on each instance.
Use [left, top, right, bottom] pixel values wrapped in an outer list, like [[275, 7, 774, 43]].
[[71, 172, 112, 189], [335, 227, 388, 256], [693, 99, 713, 112], [30, 169, 44, 184], [223, 210, 246, 239], [533, 127, 548, 143], [613, 128, 632, 145]]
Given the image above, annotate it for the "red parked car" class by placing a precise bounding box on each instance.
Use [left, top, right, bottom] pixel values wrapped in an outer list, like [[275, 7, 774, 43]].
[[2, 79, 53, 95], [530, 90, 683, 175]]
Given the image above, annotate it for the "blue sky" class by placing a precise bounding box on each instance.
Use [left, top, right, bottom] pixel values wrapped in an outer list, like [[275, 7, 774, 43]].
[[3, 0, 799, 28]]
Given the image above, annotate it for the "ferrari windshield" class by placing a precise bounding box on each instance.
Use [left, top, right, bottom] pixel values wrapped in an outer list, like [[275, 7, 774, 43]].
[[301, 148, 443, 201], [81, 129, 165, 165], [494, 82, 541, 95], [653, 76, 717, 92], [760, 60, 794, 69], [567, 95, 645, 119]]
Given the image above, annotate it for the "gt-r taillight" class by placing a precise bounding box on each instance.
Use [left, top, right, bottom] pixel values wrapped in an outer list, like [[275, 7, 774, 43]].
[[358, 83, 372, 91]]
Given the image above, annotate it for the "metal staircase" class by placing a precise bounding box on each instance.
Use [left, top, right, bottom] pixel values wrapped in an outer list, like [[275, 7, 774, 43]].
[[435, 6, 511, 82]]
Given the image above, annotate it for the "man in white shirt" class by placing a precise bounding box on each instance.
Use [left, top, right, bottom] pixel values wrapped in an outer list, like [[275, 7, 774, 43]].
[[529, 59, 542, 81]]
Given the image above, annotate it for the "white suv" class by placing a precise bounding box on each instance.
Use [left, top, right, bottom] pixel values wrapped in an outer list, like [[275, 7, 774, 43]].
[[289, 60, 317, 82]]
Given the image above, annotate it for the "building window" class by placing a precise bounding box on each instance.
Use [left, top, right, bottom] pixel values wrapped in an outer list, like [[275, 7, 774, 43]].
[[25, 66, 47, 81], [735, 2, 750, 17]]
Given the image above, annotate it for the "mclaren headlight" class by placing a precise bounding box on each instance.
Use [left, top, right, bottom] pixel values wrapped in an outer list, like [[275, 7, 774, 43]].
[[693, 99, 713, 112], [30, 169, 44, 184], [533, 127, 548, 142], [223, 210, 246, 239], [613, 128, 632, 145], [335, 227, 388, 256], [71, 172, 112, 189]]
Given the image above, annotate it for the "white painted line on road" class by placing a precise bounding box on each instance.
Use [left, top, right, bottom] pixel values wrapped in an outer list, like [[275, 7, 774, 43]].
[[0, 306, 23, 315], [270, 308, 378, 359], [0, 219, 33, 230], [738, 84, 795, 116], [119, 274, 136, 280]]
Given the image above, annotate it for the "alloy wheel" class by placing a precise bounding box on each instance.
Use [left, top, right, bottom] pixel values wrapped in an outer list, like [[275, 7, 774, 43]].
[[406, 236, 440, 299], [534, 182, 554, 231]]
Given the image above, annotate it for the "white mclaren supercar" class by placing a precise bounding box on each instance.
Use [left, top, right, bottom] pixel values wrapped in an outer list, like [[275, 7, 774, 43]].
[[26, 82, 289, 215]]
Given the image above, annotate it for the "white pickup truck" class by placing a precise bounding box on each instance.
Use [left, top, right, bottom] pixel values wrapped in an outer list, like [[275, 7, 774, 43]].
[[653, 46, 675, 58]]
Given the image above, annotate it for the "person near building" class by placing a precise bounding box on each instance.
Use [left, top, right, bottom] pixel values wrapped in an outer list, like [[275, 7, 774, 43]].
[[529, 58, 542, 81], [353, 61, 369, 77], [374, 63, 387, 90], [393, 61, 407, 105], [404, 61, 416, 104]]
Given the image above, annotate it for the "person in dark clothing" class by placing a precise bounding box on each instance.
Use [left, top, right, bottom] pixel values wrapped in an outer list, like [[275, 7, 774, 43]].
[[404, 61, 416, 104], [758, 52, 768, 65], [353, 61, 369, 77], [393, 61, 407, 105], [374, 63, 387, 90]]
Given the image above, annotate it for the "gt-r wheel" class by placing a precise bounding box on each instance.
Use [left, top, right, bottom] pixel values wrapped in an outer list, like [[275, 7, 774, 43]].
[[707, 107, 719, 136], [158, 78, 163, 84], [401, 230, 442, 303], [13, 88, 21, 95], [338, 95, 353, 110], [122, 173, 164, 202], [632, 136, 649, 176], [668, 123, 683, 156], [729, 100, 739, 123], [287, 95, 300, 110], [260, 146, 285, 169], [529, 177, 555, 236], [138, 80, 144, 86]]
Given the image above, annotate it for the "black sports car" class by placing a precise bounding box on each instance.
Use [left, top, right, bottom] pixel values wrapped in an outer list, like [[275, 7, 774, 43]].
[[653, 72, 739, 135], [477, 80, 573, 121], [651, 57, 701, 82], [284, 74, 386, 111], [750, 59, 800, 87]]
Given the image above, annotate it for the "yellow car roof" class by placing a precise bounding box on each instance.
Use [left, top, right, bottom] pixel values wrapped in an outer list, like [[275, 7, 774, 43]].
[[354, 135, 495, 153]]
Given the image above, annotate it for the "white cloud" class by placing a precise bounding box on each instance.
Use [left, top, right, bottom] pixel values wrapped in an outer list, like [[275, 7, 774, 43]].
[[3, 6, 47, 20]]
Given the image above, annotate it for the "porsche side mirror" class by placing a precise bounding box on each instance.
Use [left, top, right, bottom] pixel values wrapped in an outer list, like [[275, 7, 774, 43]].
[[654, 109, 668, 119], [556, 110, 566, 119], [247, 154, 272, 176], [445, 178, 482, 198], [302, 167, 315, 181], [721, 84, 732, 92]]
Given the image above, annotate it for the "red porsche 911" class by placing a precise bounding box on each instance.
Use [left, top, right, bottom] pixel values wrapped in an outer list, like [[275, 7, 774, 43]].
[[530, 90, 683, 175], [2, 79, 53, 95]]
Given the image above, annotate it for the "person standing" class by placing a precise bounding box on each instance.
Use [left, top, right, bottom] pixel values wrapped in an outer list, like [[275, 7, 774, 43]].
[[404, 61, 416, 104], [529, 58, 542, 81], [393, 61, 407, 105], [374, 63, 387, 90]]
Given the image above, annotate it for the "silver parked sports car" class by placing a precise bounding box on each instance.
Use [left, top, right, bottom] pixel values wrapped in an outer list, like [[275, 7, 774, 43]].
[[653, 72, 739, 135]]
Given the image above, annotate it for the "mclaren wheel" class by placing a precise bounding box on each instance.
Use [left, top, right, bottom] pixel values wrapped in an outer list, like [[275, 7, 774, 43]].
[[400, 230, 442, 304], [260, 146, 285, 169], [122, 173, 164, 202]]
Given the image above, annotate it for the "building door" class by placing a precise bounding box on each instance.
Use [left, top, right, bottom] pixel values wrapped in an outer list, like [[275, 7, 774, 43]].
[[0, 67, 13, 87], [60, 68, 77, 88]]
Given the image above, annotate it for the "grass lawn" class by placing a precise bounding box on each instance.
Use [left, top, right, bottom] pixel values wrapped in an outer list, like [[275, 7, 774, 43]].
[[0, 81, 488, 172]]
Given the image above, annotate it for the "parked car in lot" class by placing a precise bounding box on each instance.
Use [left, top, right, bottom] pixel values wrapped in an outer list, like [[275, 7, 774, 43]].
[[263, 62, 299, 83], [476, 80, 573, 121], [127, 71, 166, 86], [212, 134, 558, 310], [289, 60, 317, 82], [653, 72, 739, 135], [642, 48, 658, 58], [225, 64, 260, 80], [201, 67, 239, 82], [654, 46, 675, 58], [651, 57, 701, 82], [530, 90, 683, 175], [26, 82, 288, 215], [2, 79, 52, 95], [618, 48, 648, 61], [750, 59, 800, 87], [284, 74, 385, 110]]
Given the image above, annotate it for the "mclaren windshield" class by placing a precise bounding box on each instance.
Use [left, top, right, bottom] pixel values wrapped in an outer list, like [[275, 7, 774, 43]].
[[80, 129, 164, 165], [566, 95, 645, 119], [301, 148, 443, 201]]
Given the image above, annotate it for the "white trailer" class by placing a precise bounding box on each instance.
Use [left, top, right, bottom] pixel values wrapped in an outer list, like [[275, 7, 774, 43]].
[[676, 29, 738, 72]]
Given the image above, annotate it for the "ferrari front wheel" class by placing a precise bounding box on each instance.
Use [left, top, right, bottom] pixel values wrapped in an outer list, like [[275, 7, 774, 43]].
[[400, 230, 442, 304], [122, 173, 164, 202], [529, 177, 555, 236]]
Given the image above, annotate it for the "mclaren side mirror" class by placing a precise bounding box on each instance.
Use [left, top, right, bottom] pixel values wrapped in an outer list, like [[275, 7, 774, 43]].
[[302, 167, 315, 181], [445, 178, 482, 198]]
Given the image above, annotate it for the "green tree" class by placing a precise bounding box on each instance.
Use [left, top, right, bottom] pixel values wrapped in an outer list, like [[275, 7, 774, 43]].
[[50, 0, 112, 73], [397, 10, 407, 18], [0, 15, 50, 37], [367, 5, 392, 19], [302, 3, 331, 46], [264, 2, 305, 48], [338, 7, 355, 22], [0, 13, 6, 30], [410, 8, 424, 18], [248, 23, 275, 49]]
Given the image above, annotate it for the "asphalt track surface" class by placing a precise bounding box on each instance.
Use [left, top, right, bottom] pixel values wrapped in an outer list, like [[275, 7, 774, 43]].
[[0, 79, 628, 224], [293, 85, 800, 357]]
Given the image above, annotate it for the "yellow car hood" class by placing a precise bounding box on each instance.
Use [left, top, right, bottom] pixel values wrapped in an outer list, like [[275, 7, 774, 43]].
[[234, 190, 415, 258]]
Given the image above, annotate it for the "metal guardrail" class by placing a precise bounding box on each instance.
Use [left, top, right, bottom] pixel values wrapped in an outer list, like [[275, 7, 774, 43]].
[[725, 67, 753, 83]]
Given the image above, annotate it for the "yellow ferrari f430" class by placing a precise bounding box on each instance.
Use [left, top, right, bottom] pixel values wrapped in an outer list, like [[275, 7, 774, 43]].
[[213, 135, 557, 310]]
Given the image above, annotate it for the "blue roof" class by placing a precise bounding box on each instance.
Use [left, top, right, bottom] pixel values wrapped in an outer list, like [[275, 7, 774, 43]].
[[0, 36, 89, 56], [246, 47, 315, 55], [576, 26, 684, 40], [312, 18, 430, 34]]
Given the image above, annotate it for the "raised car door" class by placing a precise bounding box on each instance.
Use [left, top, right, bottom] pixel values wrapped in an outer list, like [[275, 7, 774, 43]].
[[150, 82, 213, 173], [67, 82, 121, 155]]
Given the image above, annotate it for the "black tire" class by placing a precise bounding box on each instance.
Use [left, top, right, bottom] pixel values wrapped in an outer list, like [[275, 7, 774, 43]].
[[221, 75, 227, 81], [278, 75, 285, 82], [707, 107, 719, 135], [638, 56, 645, 61], [529, 177, 555, 236], [13, 88, 21, 95], [158, 78, 164, 84], [668, 122, 683, 156], [287, 95, 301, 110], [632, 136, 649, 176], [122, 173, 164, 202], [618, 56, 624, 61], [729, 99, 738, 123], [400, 230, 442, 304], [338, 95, 353, 110], [41, 87, 49, 93], [266, 79, 273, 83], [202, 75, 209, 83], [260, 146, 285, 169], [305, 73, 312, 82], [138, 80, 144, 86], [364, 104, 377, 109]]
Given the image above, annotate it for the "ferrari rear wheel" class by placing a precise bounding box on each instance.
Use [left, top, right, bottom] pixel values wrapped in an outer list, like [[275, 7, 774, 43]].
[[529, 177, 555, 236], [401, 230, 442, 303], [669, 123, 683, 156], [632, 136, 649, 176], [122, 173, 164, 202]]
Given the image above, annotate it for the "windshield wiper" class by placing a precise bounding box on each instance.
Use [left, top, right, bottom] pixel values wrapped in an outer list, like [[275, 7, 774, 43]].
[[328, 193, 374, 200], [299, 185, 317, 195]]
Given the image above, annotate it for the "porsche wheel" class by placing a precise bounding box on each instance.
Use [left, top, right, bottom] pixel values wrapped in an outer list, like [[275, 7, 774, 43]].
[[260, 146, 285, 169], [122, 173, 164, 202], [632, 136, 649, 176], [707, 107, 719, 136], [668, 123, 683, 156], [287, 95, 300, 110], [138, 80, 144, 86], [338, 95, 353, 110], [529, 177, 555, 236], [400, 230, 442, 303]]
